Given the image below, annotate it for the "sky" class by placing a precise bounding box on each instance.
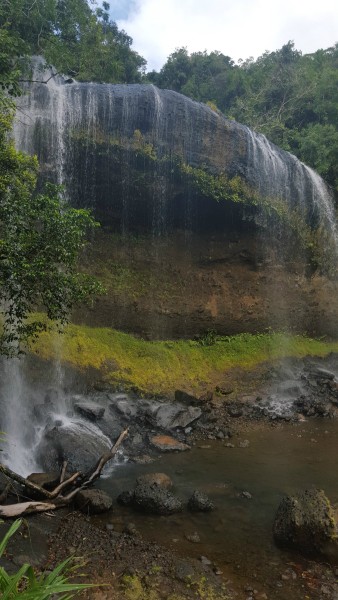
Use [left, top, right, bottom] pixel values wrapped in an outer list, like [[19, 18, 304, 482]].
[[108, 0, 338, 71]]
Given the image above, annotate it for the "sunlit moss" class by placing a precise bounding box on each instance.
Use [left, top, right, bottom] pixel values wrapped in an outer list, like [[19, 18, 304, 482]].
[[32, 324, 338, 395]]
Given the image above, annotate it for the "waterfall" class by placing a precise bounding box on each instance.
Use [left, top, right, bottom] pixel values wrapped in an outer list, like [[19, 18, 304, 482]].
[[14, 63, 336, 248]]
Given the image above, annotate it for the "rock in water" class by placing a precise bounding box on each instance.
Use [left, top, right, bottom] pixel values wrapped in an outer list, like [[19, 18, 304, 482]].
[[136, 472, 173, 489], [273, 488, 338, 559], [132, 483, 184, 515], [150, 435, 190, 452], [188, 490, 215, 512]]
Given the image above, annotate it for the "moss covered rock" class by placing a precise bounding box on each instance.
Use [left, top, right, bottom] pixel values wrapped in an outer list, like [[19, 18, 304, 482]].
[[273, 488, 338, 559]]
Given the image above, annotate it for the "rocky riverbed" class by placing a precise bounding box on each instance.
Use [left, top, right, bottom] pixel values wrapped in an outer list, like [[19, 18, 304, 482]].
[[2, 353, 338, 599]]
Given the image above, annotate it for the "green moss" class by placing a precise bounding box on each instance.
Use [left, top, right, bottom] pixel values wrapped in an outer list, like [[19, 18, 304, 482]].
[[31, 324, 338, 395]]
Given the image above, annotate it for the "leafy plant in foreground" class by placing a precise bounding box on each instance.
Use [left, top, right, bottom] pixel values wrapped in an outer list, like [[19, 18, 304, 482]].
[[0, 519, 94, 599]]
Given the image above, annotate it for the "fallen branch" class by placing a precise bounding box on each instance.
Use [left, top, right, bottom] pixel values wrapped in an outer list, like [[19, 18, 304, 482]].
[[0, 464, 55, 500], [64, 427, 129, 501], [0, 428, 129, 517], [0, 501, 64, 518], [0, 482, 11, 503]]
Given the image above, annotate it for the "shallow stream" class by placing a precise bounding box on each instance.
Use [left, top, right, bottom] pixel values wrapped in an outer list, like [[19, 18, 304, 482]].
[[97, 419, 338, 599]]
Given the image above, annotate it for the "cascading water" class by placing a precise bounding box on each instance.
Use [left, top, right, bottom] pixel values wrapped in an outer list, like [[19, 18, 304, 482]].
[[14, 58, 336, 238], [4, 58, 337, 475]]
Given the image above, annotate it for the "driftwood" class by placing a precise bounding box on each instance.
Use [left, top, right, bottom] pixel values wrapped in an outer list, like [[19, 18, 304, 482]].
[[0, 428, 128, 518]]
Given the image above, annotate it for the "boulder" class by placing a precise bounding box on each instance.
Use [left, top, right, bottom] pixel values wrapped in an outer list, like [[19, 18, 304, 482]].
[[151, 404, 202, 430], [117, 490, 134, 506], [75, 489, 113, 514], [132, 483, 184, 515], [136, 472, 173, 489], [188, 490, 215, 512], [273, 488, 338, 558], [174, 390, 201, 405], [150, 435, 190, 452], [36, 422, 111, 472], [74, 401, 105, 421]]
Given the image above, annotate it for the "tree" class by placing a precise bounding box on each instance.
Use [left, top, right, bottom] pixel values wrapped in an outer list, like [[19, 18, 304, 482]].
[[0, 111, 104, 355], [0, 2, 104, 355]]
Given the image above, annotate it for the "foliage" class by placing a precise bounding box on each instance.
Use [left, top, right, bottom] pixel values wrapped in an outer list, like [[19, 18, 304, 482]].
[[0, 111, 104, 355], [148, 42, 338, 195], [0, 519, 94, 598], [0, 0, 146, 85]]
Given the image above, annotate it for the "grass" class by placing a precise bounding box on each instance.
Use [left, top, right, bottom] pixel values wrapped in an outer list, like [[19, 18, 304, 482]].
[[31, 323, 338, 395]]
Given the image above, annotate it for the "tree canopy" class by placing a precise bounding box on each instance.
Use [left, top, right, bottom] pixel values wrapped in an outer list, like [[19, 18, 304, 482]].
[[0, 0, 110, 355], [0, 0, 146, 84]]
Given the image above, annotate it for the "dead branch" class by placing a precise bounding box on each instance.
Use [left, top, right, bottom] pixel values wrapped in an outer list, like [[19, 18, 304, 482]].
[[60, 461, 68, 484], [0, 482, 11, 503], [64, 427, 129, 502], [48, 471, 81, 498], [0, 464, 55, 500], [0, 428, 129, 517], [0, 501, 64, 518]]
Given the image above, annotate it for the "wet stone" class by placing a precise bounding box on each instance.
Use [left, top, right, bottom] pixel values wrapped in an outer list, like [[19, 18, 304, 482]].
[[75, 489, 113, 514], [132, 483, 184, 515], [74, 401, 105, 421], [188, 490, 215, 512], [136, 472, 173, 488], [150, 435, 190, 452]]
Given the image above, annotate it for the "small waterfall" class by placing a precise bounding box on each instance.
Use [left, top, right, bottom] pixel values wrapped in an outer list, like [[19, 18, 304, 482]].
[[0, 356, 120, 477], [0, 359, 40, 475]]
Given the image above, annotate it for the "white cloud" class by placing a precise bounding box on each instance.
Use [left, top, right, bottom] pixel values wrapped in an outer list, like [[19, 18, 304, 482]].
[[116, 0, 338, 70]]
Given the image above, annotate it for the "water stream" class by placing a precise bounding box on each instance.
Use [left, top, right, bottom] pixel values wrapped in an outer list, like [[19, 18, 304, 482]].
[[97, 419, 338, 599]]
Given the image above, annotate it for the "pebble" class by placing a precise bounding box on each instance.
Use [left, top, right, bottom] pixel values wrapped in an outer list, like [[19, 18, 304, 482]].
[[200, 556, 212, 566], [239, 439, 250, 448], [224, 443, 235, 448], [185, 532, 201, 543]]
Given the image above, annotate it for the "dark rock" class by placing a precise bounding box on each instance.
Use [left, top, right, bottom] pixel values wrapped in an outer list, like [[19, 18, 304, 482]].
[[74, 401, 105, 421], [123, 522, 138, 535], [227, 406, 244, 418], [136, 472, 173, 488], [174, 390, 201, 405], [117, 490, 134, 506], [113, 398, 138, 418], [36, 422, 111, 472], [75, 489, 113, 514], [188, 490, 215, 512], [146, 403, 202, 430], [175, 560, 197, 582], [132, 483, 184, 515], [215, 386, 234, 396], [273, 488, 338, 559], [27, 471, 60, 490]]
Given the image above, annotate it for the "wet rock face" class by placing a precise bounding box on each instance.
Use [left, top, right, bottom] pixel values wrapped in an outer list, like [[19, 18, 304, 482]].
[[36, 422, 112, 472], [273, 488, 338, 560]]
